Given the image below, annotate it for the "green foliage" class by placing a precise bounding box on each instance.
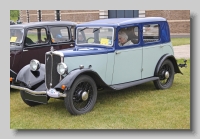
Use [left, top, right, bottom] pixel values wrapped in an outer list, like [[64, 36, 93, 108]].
[[171, 38, 190, 46], [10, 10, 19, 22]]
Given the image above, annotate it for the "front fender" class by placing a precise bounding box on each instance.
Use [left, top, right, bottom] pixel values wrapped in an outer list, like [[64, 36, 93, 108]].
[[54, 68, 110, 90], [154, 54, 183, 76], [16, 64, 46, 89]]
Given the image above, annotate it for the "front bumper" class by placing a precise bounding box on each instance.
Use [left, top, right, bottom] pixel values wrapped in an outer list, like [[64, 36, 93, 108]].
[[10, 85, 67, 98]]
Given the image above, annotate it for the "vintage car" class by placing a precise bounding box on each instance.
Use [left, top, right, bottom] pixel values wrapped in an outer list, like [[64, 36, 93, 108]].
[[11, 17, 184, 115], [10, 20, 16, 25], [10, 21, 76, 84]]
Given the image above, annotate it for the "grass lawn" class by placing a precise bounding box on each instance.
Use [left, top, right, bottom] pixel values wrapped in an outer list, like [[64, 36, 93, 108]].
[[171, 38, 190, 46], [10, 59, 190, 129]]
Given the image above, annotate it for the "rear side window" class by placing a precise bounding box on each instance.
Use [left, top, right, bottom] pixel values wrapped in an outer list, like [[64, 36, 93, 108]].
[[143, 24, 159, 43], [49, 27, 70, 43], [26, 28, 47, 45]]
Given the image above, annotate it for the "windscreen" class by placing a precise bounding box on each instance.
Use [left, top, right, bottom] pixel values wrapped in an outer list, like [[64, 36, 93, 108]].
[[76, 27, 114, 47]]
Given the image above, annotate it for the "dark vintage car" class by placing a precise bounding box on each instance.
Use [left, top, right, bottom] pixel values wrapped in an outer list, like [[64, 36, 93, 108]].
[[10, 21, 76, 84], [10, 20, 16, 25], [11, 17, 186, 115]]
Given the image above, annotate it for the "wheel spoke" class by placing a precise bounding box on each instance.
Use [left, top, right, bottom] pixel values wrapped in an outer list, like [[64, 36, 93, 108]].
[[159, 63, 172, 86], [72, 81, 93, 111]]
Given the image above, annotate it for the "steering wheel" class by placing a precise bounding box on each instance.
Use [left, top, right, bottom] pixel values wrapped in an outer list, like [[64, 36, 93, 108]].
[[86, 37, 94, 43]]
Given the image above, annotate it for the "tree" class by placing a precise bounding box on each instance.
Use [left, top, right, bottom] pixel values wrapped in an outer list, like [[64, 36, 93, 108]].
[[10, 10, 19, 21]]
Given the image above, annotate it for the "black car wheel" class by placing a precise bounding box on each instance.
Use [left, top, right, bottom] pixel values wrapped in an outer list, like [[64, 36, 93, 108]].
[[64, 75, 97, 115], [153, 59, 175, 89], [20, 83, 49, 107]]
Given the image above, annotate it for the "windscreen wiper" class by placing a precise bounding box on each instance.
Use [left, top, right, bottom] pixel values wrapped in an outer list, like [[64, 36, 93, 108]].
[[93, 27, 101, 33], [79, 27, 88, 32]]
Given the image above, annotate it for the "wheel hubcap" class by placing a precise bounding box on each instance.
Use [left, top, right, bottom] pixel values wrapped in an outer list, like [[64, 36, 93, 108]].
[[165, 71, 169, 79], [82, 91, 89, 101]]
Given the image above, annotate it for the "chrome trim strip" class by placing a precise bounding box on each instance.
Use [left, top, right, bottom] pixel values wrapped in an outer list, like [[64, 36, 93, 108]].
[[11, 85, 46, 95], [53, 51, 64, 57], [10, 85, 67, 97], [50, 53, 53, 88]]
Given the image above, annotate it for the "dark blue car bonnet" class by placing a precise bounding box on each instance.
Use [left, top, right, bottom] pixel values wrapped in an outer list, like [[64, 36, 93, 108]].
[[57, 46, 114, 57]]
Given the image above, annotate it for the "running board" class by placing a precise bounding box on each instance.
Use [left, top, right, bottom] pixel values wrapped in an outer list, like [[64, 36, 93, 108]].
[[110, 77, 159, 90]]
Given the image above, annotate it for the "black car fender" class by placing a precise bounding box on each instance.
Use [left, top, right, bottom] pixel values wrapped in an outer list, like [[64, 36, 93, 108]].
[[154, 54, 183, 76], [16, 64, 46, 89], [54, 68, 110, 91]]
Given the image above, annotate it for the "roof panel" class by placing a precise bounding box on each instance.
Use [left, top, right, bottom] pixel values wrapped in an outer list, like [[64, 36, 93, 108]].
[[77, 17, 166, 27]]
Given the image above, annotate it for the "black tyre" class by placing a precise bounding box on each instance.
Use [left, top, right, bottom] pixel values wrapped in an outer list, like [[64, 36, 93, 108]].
[[153, 59, 175, 89], [64, 75, 97, 115], [20, 83, 49, 107]]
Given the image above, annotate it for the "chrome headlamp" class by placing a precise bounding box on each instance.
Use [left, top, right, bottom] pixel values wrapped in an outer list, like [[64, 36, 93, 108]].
[[30, 59, 41, 71], [57, 62, 68, 75]]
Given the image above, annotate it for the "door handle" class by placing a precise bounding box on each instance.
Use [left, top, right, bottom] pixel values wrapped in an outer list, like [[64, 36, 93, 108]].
[[115, 51, 121, 54], [160, 45, 164, 48], [23, 49, 28, 52]]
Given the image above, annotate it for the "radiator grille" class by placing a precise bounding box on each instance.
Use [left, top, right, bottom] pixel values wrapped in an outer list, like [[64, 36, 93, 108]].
[[45, 53, 62, 89]]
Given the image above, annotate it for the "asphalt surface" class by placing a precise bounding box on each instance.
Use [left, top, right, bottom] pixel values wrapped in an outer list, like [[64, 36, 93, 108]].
[[173, 44, 190, 59]]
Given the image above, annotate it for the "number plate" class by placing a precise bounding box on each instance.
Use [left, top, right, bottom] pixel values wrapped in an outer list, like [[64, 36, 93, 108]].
[[47, 88, 59, 98]]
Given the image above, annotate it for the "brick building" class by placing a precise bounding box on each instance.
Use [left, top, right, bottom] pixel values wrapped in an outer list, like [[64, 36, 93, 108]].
[[19, 10, 190, 34]]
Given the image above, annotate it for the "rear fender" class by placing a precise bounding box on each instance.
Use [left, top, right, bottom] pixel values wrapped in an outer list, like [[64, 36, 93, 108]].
[[154, 54, 183, 76]]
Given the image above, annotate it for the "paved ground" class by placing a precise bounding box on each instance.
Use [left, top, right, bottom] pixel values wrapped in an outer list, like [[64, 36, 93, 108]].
[[173, 44, 190, 59], [170, 33, 190, 38]]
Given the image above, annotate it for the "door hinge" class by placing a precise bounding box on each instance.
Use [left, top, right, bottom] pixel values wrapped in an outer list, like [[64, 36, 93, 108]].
[[141, 68, 143, 72]]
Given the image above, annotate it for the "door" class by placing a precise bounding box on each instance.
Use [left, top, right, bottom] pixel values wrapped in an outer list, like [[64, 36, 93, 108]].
[[112, 26, 142, 85], [142, 23, 163, 78], [17, 27, 50, 73]]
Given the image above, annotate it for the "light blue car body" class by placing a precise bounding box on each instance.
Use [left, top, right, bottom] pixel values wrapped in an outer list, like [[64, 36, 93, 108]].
[[60, 17, 174, 85]]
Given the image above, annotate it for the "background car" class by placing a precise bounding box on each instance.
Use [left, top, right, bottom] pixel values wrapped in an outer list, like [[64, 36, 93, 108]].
[[11, 17, 184, 115], [10, 21, 76, 84], [10, 20, 16, 25]]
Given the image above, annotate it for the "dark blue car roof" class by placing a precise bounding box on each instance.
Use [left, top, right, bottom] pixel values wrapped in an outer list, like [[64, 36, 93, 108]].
[[77, 17, 167, 27]]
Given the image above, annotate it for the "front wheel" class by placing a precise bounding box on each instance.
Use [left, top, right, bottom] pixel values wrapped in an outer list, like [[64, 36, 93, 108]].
[[153, 59, 175, 89], [64, 75, 97, 115]]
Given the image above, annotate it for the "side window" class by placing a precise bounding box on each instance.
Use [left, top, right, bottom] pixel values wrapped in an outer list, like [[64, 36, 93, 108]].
[[143, 24, 159, 43], [26, 28, 47, 45], [49, 27, 70, 43], [118, 26, 139, 47]]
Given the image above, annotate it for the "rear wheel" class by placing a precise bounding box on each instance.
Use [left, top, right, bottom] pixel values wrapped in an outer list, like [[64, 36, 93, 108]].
[[153, 59, 175, 89], [64, 75, 97, 115]]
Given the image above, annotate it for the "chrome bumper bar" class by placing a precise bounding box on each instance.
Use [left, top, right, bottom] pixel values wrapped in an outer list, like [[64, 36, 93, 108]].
[[10, 85, 67, 98]]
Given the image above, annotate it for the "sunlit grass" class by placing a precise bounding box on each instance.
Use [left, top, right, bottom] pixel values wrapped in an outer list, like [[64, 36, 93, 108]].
[[10, 59, 190, 129], [171, 38, 190, 46]]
